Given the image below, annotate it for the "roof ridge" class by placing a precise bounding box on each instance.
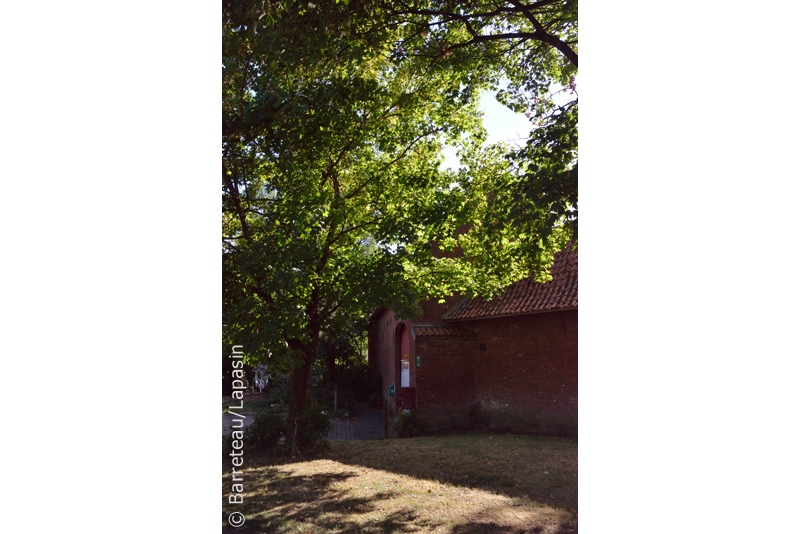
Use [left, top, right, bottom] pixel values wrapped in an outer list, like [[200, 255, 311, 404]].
[[440, 295, 473, 321], [441, 244, 578, 322]]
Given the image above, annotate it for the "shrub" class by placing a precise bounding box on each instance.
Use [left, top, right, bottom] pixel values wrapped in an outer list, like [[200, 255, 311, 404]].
[[244, 409, 285, 453], [264, 373, 293, 405], [223, 372, 334, 457], [229, 402, 333, 457], [242, 398, 274, 412], [391, 409, 428, 438], [297, 402, 332, 453]]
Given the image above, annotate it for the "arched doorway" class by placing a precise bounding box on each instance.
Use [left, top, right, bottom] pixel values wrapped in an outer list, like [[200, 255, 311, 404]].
[[395, 323, 415, 410]]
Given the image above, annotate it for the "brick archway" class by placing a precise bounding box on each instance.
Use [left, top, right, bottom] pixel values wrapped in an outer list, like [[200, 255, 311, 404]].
[[394, 323, 415, 409]]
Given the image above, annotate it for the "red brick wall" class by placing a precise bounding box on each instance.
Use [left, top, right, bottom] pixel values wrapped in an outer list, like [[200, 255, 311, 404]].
[[416, 310, 578, 437], [369, 309, 413, 414], [414, 334, 479, 428], [418, 294, 465, 323]]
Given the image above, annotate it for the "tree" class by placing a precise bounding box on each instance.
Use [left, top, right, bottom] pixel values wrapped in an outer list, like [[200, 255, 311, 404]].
[[372, 0, 579, 256], [375, 0, 577, 69], [222, 0, 532, 449]]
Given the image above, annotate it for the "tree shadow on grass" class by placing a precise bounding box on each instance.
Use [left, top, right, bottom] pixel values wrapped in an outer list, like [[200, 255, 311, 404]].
[[447, 509, 577, 534], [442, 500, 577, 534], [223, 464, 436, 533], [222, 434, 577, 533], [321, 435, 578, 533], [325, 435, 578, 512], [449, 521, 576, 534]]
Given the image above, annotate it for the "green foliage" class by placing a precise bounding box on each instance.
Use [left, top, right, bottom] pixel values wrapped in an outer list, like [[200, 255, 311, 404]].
[[226, 403, 332, 457], [241, 398, 276, 413], [295, 402, 333, 454], [317, 319, 368, 376], [262, 372, 292, 407], [377, 1, 577, 98], [229, 7, 431, 345], [391, 410, 428, 438], [222, 0, 578, 444], [334, 363, 382, 404], [244, 408, 286, 452], [276, 402, 333, 457], [223, 0, 544, 365], [499, 101, 578, 255], [373, 0, 579, 268]]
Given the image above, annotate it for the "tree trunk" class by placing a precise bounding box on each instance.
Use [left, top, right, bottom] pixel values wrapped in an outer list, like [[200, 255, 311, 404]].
[[285, 276, 323, 452], [285, 345, 316, 452]]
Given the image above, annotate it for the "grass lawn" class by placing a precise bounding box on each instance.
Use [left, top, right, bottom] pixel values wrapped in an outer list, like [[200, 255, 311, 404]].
[[222, 434, 577, 533]]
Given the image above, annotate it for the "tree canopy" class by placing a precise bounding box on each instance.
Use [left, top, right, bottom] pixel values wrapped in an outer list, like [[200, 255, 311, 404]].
[[371, 0, 578, 254], [222, 0, 577, 448]]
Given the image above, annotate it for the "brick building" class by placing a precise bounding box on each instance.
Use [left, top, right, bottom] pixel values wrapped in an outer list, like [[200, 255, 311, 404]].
[[367, 245, 578, 437]]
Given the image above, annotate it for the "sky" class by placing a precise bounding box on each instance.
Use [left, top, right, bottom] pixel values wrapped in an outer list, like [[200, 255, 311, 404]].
[[440, 88, 532, 171], [441, 81, 576, 171]]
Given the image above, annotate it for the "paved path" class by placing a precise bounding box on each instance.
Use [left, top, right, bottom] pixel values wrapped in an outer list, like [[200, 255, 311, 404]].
[[224, 406, 384, 440], [353, 407, 384, 440], [328, 407, 384, 440], [327, 419, 355, 440]]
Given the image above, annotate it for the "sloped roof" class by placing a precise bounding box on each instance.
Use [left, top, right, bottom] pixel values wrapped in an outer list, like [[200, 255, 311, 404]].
[[412, 324, 477, 337], [442, 244, 578, 322]]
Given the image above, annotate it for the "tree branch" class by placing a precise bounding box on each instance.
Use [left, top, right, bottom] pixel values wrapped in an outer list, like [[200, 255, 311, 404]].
[[507, 0, 577, 67], [222, 169, 251, 240], [344, 127, 443, 201]]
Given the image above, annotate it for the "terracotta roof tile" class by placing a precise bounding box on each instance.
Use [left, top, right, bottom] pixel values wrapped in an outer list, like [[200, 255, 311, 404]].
[[411, 324, 477, 337], [442, 244, 578, 322]]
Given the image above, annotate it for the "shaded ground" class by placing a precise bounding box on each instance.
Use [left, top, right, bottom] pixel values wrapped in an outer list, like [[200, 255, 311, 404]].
[[329, 406, 384, 441], [224, 402, 384, 440], [222, 434, 577, 533]]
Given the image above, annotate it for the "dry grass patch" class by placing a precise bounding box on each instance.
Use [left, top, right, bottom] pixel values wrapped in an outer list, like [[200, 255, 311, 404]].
[[222, 434, 577, 533]]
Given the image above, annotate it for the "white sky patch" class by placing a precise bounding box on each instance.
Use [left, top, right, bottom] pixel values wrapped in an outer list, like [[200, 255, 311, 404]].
[[441, 77, 578, 172], [441, 88, 531, 171]]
